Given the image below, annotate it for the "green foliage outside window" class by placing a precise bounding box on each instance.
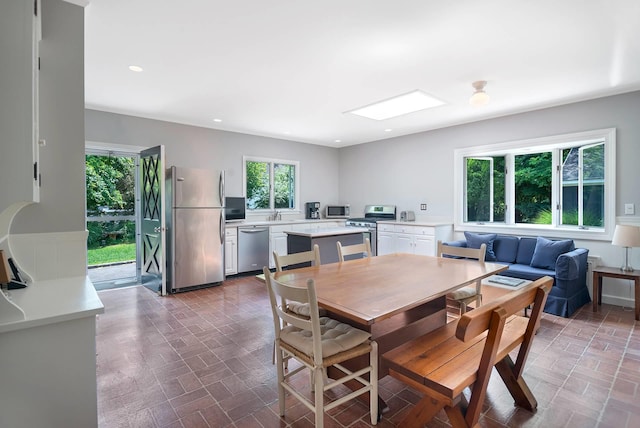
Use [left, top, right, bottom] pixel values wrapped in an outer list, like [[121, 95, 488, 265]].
[[514, 152, 552, 223], [245, 158, 297, 211], [246, 161, 270, 209]]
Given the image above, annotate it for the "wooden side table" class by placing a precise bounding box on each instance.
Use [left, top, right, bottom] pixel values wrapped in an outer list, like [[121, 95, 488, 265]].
[[592, 266, 640, 320]]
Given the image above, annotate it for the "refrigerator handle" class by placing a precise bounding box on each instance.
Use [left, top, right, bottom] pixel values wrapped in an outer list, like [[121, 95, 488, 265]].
[[219, 171, 225, 207], [220, 213, 224, 245]]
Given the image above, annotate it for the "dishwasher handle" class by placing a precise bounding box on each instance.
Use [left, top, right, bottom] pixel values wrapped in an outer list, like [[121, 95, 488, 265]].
[[239, 227, 269, 233]]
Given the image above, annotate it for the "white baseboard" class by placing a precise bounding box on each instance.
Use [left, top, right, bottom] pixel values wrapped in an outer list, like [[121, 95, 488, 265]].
[[602, 294, 636, 309], [8, 231, 88, 281]]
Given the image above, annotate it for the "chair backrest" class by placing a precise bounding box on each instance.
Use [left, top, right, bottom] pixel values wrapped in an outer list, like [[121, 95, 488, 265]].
[[273, 244, 321, 272], [437, 240, 486, 262], [263, 266, 324, 366], [337, 238, 372, 262], [454, 276, 552, 426]]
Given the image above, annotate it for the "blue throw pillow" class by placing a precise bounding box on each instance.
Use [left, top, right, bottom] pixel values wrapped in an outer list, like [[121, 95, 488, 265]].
[[530, 237, 573, 270], [464, 232, 497, 261]]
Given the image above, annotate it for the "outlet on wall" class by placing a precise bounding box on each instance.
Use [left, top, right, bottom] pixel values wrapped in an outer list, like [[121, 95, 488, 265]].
[[625, 203, 635, 215], [420, 203, 427, 211]]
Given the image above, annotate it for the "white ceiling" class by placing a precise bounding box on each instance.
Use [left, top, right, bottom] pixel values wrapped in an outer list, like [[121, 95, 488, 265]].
[[84, 0, 640, 148]]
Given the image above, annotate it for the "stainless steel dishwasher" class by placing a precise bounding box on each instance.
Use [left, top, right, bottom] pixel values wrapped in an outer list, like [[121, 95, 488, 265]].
[[237, 225, 270, 273]]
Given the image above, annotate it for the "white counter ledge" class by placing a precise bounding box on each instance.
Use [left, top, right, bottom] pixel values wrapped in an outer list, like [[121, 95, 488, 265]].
[[0, 275, 104, 333], [377, 220, 453, 227], [284, 226, 369, 238]]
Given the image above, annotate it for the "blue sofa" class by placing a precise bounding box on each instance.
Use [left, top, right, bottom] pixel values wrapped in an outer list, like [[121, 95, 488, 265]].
[[444, 233, 590, 317]]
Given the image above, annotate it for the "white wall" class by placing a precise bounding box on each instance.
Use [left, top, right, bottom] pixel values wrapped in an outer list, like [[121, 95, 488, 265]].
[[84, 110, 341, 220], [340, 91, 640, 306]]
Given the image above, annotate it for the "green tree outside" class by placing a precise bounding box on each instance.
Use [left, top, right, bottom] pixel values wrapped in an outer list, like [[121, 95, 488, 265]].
[[86, 155, 136, 252]]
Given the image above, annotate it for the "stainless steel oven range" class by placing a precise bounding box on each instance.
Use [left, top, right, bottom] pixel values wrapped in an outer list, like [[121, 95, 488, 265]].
[[345, 204, 396, 256]]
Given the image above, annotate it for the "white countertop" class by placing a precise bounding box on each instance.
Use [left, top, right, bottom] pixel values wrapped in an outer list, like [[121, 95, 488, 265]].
[[0, 276, 105, 333], [225, 219, 342, 227], [284, 227, 369, 238], [377, 220, 453, 227]]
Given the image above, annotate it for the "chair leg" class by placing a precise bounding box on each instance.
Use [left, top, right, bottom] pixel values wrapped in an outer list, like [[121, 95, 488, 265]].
[[314, 367, 324, 427], [275, 346, 286, 417], [370, 341, 379, 425], [459, 301, 467, 315], [311, 368, 329, 392]]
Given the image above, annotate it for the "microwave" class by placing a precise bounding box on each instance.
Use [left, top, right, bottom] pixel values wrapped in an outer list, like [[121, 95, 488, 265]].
[[325, 204, 350, 218]]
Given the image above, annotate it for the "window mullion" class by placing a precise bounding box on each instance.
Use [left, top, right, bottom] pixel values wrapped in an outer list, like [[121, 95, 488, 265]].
[[489, 158, 494, 223], [551, 150, 560, 226], [578, 146, 584, 226], [269, 162, 275, 210], [505, 154, 514, 225]]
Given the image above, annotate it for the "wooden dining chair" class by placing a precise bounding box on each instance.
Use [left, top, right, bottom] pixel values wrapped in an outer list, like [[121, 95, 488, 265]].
[[271, 245, 323, 365], [273, 245, 323, 317], [437, 240, 487, 315], [263, 267, 379, 427], [274, 244, 321, 272], [336, 237, 372, 262]]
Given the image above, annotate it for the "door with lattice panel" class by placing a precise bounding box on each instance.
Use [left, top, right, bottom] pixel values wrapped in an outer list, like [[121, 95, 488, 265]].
[[139, 146, 166, 295]]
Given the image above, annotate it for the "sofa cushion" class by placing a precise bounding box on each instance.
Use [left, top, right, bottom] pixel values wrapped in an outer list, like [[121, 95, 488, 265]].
[[530, 237, 574, 270], [464, 232, 497, 261], [501, 264, 556, 282], [493, 235, 519, 263], [515, 237, 538, 265]]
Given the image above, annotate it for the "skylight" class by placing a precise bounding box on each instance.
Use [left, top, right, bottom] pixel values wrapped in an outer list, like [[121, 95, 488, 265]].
[[347, 90, 444, 121]]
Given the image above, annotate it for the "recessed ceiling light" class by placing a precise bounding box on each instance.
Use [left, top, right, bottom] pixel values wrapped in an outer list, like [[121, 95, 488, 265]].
[[334, 139, 341, 143], [384, 129, 392, 132], [284, 131, 291, 135], [347, 90, 444, 121], [213, 118, 222, 123], [128, 65, 143, 72]]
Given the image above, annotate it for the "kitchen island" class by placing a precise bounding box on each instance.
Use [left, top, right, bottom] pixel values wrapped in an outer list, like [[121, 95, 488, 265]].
[[286, 227, 369, 264]]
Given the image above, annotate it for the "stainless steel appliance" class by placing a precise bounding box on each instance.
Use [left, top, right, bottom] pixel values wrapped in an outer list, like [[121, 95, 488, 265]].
[[400, 210, 416, 221], [166, 166, 225, 292], [305, 202, 320, 219], [345, 204, 396, 256], [225, 196, 246, 222], [325, 204, 350, 219], [238, 225, 270, 273]]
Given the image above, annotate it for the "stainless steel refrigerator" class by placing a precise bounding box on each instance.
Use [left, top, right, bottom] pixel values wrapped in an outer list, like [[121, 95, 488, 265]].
[[166, 166, 225, 292]]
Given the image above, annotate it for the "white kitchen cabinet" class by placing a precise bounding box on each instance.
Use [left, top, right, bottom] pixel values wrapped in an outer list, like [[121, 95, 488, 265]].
[[377, 222, 451, 257], [269, 225, 289, 269], [225, 227, 237, 275], [377, 223, 395, 255], [0, 0, 41, 213]]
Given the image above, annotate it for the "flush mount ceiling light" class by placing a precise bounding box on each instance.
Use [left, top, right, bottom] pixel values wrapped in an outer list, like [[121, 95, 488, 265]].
[[347, 90, 445, 121], [469, 80, 490, 106], [128, 65, 144, 72]]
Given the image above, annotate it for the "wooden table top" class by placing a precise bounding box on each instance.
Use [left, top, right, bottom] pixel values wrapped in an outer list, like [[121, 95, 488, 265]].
[[593, 265, 640, 279], [274, 253, 508, 326]]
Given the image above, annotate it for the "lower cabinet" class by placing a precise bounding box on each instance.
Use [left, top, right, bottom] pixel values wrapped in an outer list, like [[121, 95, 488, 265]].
[[377, 223, 451, 257], [270, 229, 288, 269], [225, 227, 237, 275]]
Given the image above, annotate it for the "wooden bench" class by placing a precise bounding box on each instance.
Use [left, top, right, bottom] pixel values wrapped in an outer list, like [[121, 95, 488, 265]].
[[382, 276, 553, 427]]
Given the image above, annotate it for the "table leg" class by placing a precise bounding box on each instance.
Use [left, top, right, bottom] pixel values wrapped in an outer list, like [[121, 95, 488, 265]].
[[635, 278, 640, 321], [592, 272, 600, 312]]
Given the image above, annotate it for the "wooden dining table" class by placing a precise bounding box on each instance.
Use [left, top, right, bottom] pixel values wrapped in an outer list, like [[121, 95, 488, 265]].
[[273, 253, 509, 378]]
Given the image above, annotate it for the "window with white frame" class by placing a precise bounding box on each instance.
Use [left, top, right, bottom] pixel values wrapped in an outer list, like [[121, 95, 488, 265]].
[[454, 128, 616, 240], [243, 156, 299, 211]]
